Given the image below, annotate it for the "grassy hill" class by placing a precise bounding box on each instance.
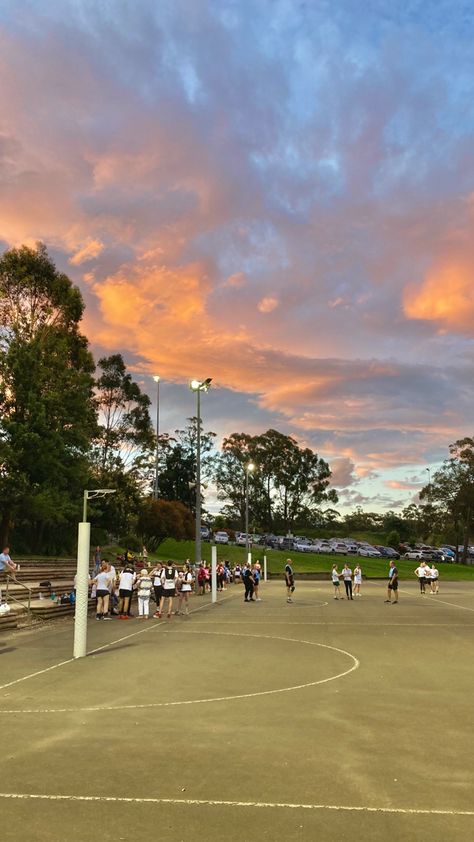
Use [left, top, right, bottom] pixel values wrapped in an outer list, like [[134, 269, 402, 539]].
[[103, 540, 474, 581]]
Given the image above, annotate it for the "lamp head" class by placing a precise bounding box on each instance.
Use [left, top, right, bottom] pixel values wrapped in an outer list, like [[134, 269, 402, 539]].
[[153, 375, 160, 383], [190, 378, 212, 392], [247, 462, 255, 472]]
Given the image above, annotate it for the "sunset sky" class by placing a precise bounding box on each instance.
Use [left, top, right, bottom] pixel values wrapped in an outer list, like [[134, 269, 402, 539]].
[[1, 0, 474, 514]]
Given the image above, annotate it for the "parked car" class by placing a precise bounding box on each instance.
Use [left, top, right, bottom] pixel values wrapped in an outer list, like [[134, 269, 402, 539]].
[[315, 541, 332, 554], [375, 546, 400, 560], [357, 545, 382, 558], [439, 546, 455, 560], [235, 532, 249, 547], [200, 526, 211, 541], [330, 542, 348, 556], [214, 531, 229, 544], [404, 550, 423, 560], [293, 539, 314, 553], [279, 537, 294, 551]]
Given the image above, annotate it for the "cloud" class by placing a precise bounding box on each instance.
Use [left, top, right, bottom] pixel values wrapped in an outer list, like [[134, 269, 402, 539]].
[[1, 0, 474, 510], [329, 457, 358, 488], [69, 239, 104, 265]]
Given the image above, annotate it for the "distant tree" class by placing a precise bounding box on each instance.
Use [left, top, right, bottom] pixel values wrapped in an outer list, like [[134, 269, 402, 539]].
[[0, 243, 96, 549], [136, 498, 194, 550], [158, 419, 216, 513], [386, 530, 401, 551]]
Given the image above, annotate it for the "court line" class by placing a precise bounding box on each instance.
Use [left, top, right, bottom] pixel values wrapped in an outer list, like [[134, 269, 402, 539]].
[[0, 595, 237, 693], [0, 792, 473, 817], [193, 620, 474, 627], [366, 581, 474, 613], [0, 631, 359, 713]]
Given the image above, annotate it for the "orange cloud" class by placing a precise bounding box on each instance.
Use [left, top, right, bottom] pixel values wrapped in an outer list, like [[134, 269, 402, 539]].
[[257, 296, 279, 313], [69, 239, 104, 265], [404, 262, 474, 331]]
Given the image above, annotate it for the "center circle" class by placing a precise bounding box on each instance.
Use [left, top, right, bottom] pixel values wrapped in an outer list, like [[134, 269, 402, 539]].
[[0, 630, 359, 715]]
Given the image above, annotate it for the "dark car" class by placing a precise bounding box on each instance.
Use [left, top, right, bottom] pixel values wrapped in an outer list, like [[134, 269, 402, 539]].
[[375, 545, 400, 560]]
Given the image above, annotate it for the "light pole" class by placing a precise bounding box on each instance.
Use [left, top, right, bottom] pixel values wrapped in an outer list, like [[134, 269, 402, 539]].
[[153, 375, 160, 499], [189, 378, 212, 570], [74, 489, 116, 659], [245, 462, 255, 559]]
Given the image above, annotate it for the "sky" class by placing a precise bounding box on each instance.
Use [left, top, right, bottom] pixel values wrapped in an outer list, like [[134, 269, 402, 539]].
[[1, 0, 474, 514]]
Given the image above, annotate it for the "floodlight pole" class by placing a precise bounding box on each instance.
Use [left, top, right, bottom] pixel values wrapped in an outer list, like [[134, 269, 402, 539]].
[[190, 379, 211, 571], [153, 375, 160, 499]]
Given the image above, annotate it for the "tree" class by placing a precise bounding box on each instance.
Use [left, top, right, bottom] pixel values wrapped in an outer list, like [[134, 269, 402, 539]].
[[158, 419, 216, 513], [0, 244, 97, 549], [136, 498, 194, 550], [214, 429, 337, 533]]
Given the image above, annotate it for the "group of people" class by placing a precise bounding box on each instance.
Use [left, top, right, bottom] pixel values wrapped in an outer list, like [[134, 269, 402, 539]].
[[91, 559, 194, 620]]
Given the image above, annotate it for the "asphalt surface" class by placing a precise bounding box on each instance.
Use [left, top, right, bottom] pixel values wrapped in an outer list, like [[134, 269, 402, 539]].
[[1, 578, 474, 842]]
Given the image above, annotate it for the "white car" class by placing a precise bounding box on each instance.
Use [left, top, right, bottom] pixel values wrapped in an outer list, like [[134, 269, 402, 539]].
[[214, 531, 229, 544], [316, 541, 332, 554], [329, 542, 348, 555], [404, 550, 423, 560], [293, 539, 314, 553], [357, 545, 382, 558]]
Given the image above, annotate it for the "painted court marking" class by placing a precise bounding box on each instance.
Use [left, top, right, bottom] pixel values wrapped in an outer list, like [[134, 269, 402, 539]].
[[0, 595, 235, 693], [0, 792, 473, 817], [367, 580, 474, 613], [0, 630, 359, 714]]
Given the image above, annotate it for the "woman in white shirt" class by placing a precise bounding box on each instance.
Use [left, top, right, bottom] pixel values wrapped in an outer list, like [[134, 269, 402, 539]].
[[177, 562, 194, 616], [92, 561, 113, 620], [331, 564, 342, 599], [353, 564, 362, 597]]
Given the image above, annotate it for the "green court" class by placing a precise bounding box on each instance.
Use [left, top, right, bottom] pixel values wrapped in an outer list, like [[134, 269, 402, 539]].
[[1, 578, 473, 842]]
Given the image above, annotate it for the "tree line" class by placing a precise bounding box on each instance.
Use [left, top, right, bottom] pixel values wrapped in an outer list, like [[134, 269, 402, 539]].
[[1, 244, 472, 558]]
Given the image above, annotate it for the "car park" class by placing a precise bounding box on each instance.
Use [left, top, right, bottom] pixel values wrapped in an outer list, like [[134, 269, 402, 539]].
[[375, 546, 400, 560], [214, 531, 229, 544]]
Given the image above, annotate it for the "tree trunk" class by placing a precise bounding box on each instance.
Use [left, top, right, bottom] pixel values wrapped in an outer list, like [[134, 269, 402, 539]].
[[0, 508, 12, 548]]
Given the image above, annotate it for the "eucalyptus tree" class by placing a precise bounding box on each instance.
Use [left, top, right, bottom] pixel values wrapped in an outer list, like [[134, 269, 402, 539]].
[[0, 243, 96, 549]]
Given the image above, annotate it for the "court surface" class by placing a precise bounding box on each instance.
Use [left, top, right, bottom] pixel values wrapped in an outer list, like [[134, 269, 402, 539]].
[[1, 578, 473, 842]]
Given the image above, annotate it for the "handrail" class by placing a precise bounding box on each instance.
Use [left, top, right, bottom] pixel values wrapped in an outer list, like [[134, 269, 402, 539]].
[[5, 573, 32, 616]]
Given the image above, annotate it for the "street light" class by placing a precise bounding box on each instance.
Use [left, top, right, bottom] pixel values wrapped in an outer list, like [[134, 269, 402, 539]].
[[245, 462, 255, 557], [189, 378, 212, 570], [153, 375, 160, 499], [74, 488, 116, 659]]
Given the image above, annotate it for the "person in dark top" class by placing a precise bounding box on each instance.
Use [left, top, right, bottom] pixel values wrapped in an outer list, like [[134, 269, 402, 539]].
[[285, 559, 295, 603], [243, 563, 255, 602], [385, 560, 399, 604]]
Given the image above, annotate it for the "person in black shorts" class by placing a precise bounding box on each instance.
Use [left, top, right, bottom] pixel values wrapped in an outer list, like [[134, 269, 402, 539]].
[[385, 560, 398, 604], [243, 562, 255, 602], [284, 559, 295, 603]]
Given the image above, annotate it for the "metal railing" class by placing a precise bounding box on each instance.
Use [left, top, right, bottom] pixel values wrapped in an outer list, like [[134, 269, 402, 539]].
[[5, 573, 32, 618]]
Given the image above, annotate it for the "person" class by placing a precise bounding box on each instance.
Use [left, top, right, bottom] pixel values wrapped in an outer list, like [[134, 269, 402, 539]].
[[217, 562, 225, 592], [353, 563, 362, 597], [137, 568, 153, 619], [92, 560, 114, 620], [284, 558, 295, 603], [118, 562, 136, 619], [414, 560, 429, 594], [107, 560, 118, 615], [151, 562, 164, 618], [233, 564, 242, 584], [385, 560, 399, 603], [160, 560, 178, 618], [0, 546, 17, 604], [197, 562, 207, 595], [341, 562, 353, 600], [243, 562, 255, 602], [430, 563, 439, 594], [93, 546, 102, 575], [142, 546, 149, 564], [331, 564, 342, 599], [177, 562, 194, 616], [253, 562, 261, 601]]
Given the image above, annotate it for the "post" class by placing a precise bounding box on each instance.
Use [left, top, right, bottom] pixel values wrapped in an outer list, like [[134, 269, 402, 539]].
[[263, 554, 267, 582], [245, 466, 250, 556], [195, 388, 202, 569], [154, 377, 160, 499], [74, 521, 91, 659], [211, 544, 217, 603]]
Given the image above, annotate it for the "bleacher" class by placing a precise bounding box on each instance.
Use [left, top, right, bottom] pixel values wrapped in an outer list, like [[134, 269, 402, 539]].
[[1, 557, 87, 630]]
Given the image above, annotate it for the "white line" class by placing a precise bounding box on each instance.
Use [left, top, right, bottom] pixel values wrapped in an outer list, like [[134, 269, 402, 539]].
[[366, 581, 474, 613], [0, 792, 473, 817], [0, 595, 236, 693], [194, 620, 474, 627], [0, 632, 359, 713]]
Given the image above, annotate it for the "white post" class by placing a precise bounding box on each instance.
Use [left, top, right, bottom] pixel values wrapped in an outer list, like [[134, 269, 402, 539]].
[[263, 554, 267, 582], [211, 545, 217, 603], [73, 521, 91, 659], [247, 551, 252, 566]]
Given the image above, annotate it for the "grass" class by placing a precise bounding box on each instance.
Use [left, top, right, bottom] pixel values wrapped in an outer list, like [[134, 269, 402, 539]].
[[101, 539, 474, 580]]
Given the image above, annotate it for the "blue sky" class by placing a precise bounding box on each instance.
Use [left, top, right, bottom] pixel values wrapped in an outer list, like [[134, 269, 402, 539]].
[[1, 0, 474, 512]]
